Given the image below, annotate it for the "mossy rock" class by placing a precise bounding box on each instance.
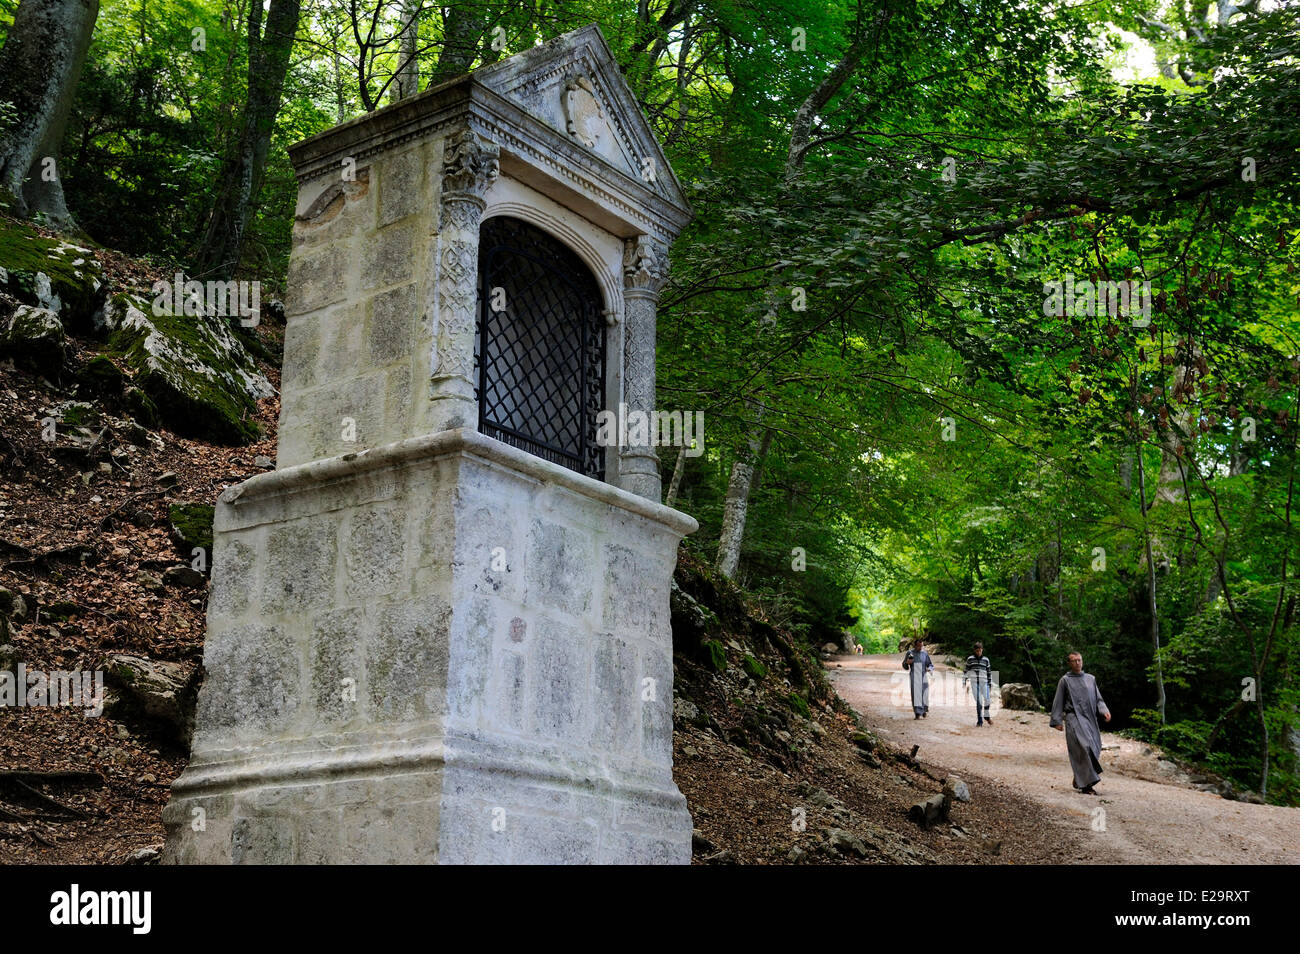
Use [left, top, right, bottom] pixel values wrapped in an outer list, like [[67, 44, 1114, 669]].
[[43, 600, 80, 622], [59, 401, 100, 427], [1, 304, 65, 377], [169, 503, 215, 554], [786, 691, 811, 718], [102, 293, 273, 445], [0, 217, 103, 331], [741, 655, 768, 680], [850, 731, 877, 752], [702, 638, 727, 673], [124, 386, 160, 429], [107, 659, 138, 685], [76, 354, 126, 397]]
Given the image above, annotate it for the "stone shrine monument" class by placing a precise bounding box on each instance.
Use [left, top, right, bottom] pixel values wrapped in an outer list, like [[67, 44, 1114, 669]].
[[163, 24, 696, 864]]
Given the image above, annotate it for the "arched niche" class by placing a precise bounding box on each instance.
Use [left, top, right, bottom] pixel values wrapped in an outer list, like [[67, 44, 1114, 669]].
[[475, 214, 608, 480]]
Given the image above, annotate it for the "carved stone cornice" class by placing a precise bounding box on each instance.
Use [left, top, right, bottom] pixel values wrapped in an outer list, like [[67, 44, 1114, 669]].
[[287, 82, 688, 246], [623, 235, 667, 296]]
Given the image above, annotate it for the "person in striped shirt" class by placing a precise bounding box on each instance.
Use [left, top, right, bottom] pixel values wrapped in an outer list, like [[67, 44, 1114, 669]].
[[963, 641, 993, 726]]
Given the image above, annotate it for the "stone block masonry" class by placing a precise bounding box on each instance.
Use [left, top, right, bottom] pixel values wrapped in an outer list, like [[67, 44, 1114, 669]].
[[163, 429, 696, 864]]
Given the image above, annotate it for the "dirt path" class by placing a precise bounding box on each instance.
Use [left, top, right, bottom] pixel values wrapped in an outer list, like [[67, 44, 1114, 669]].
[[829, 653, 1300, 864]]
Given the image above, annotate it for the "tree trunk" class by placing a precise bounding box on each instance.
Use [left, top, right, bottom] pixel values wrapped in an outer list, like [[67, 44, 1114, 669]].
[[1136, 442, 1167, 723], [716, 427, 772, 578], [0, 0, 100, 229], [427, 1, 486, 87], [664, 445, 688, 509], [193, 0, 301, 280], [1155, 342, 1201, 503], [392, 0, 421, 101], [332, 33, 348, 124]]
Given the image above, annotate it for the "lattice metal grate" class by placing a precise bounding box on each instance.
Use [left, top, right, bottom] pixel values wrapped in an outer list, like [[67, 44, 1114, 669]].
[[475, 216, 606, 480]]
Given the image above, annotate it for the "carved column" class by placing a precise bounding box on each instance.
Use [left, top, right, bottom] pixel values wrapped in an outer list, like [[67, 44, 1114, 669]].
[[429, 128, 499, 432], [620, 234, 667, 500]]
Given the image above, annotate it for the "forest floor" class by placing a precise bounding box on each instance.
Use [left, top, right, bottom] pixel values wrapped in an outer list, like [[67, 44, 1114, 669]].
[[830, 654, 1300, 864]]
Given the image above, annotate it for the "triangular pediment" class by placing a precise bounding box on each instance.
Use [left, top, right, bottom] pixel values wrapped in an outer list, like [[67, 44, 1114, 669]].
[[474, 24, 689, 215]]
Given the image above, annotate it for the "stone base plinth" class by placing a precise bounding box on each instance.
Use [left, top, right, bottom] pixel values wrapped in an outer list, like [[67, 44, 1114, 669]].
[[163, 429, 696, 864]]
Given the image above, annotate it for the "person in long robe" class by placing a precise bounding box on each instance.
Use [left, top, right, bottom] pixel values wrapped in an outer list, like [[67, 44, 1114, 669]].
[[1050, 652, 1111, 794], [902, 638, 933, 719], [963, 641, 993, 726]]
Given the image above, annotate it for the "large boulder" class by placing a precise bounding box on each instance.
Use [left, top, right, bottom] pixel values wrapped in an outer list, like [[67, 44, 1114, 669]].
[[1, 304, 65, 377], [98, 293, 274, 444], [1001, 682, 1040, 710]]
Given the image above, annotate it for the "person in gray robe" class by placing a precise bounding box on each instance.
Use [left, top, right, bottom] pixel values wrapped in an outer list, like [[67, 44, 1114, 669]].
[[902, 638, 934, 719], [1050, 652, 1112, 794]]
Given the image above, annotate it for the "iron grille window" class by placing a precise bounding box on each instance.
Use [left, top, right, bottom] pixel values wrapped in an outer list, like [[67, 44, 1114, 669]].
[[475, 216, 607, 480]]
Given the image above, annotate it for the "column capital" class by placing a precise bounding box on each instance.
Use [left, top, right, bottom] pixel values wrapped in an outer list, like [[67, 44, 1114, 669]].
[[623, 235, 668, 297], [441, 128, 500, 198]]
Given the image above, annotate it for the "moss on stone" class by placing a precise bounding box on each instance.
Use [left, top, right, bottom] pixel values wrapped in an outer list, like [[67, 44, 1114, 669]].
[[0, 216, 102, 330], [104, 293, 267, 445], [786, 691, 811, 718], [77, 354, 126, 396], [1, 304, 65, 377], [43, 600, 79, 621], [124, 386, 160, 429], [741, 655, 768, 680], [169, 503, 215, 554], [59, 401, 99, 427], [702, 638, 727, 673]]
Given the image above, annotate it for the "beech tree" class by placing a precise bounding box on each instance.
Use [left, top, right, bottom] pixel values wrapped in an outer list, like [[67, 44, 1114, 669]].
[[0, 0, 99, 229], [193, 0, 301, 280]]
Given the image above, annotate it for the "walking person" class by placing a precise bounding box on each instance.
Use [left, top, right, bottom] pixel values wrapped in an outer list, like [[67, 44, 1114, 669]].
[[1049, 651, 1112, 794], [963, 641, 993, 726], [902, 637, 934, 719]]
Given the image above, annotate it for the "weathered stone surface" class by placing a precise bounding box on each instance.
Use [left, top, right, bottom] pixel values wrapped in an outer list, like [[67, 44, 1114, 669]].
[[378, 148, 422, 226], [943, 775, 972, 803], [361, 225, 415, 290], [165, 431, 697, 864], [102, 652, 200, 743], [367, 283, 415, 362]]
